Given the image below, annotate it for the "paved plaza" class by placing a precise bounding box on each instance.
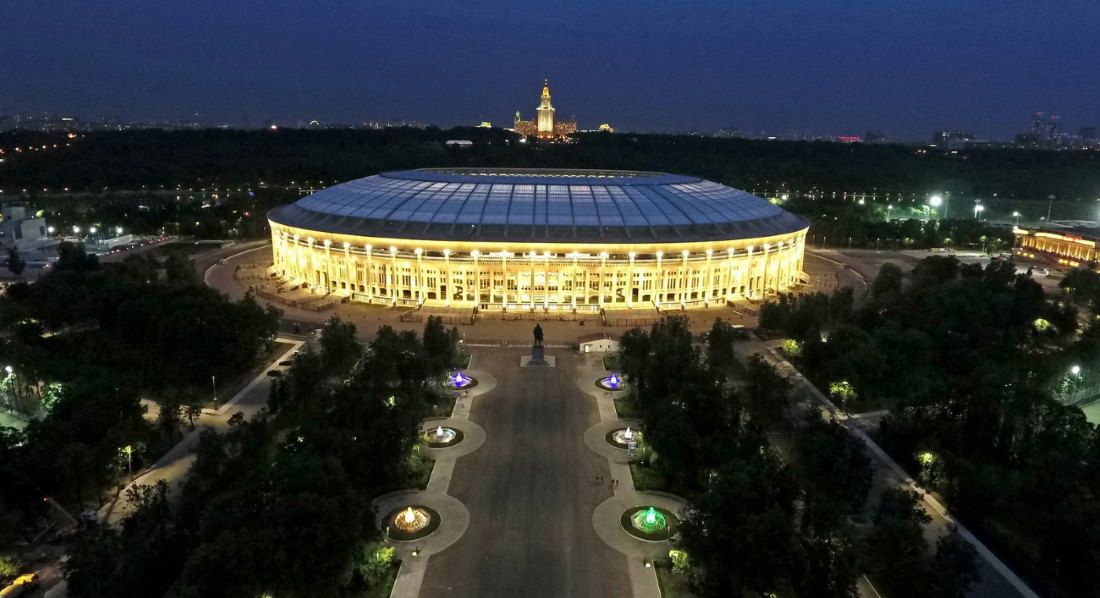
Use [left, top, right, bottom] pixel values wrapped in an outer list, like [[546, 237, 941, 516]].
[[417, 348, 633, 598]]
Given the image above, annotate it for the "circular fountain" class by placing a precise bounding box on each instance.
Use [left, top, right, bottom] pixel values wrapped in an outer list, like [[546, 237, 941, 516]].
[[384, 505, 441, 541], [620, 505, 679, 541], [606, 426, 642, 448], [424, 425, 464, 448], [448, 371, 478, 390], [596, 372, 624, 391]]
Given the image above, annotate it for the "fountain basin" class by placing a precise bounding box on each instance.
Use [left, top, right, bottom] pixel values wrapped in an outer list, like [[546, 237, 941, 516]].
[[620, 505, 679, 541], [424, 426, 464, 448], [596, 373, 624, 391], [448, 371, 479, 390], [384, 505, 441, 541], [605, 427, 643, 449]]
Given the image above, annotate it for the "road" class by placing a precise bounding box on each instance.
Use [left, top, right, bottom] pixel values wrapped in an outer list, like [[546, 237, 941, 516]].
[[97, 339, 301, 525], [419, 348, 629, 598]]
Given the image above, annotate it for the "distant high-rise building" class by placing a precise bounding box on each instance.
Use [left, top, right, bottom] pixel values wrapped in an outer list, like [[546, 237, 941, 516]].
[[1031, 112, 1063, 141], [933, 130, 974, 145], [513, 80, 577, 139], [1080, 127, 1096, 141], [714, 126, 745, 139]]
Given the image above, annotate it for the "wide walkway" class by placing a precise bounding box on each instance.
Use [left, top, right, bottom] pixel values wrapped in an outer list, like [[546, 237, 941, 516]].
[[418, 348, 630, 598]]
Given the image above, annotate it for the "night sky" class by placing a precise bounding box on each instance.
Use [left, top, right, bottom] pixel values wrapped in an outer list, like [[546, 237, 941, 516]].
[[3, 0, 1098, 139]]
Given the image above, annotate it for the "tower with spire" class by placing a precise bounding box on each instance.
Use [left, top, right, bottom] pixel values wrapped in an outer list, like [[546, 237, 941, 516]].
[[512, 80, 577, 140], [536, 79, 556, 138]]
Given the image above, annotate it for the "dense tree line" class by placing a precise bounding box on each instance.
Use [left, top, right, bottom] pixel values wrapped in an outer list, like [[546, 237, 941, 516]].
[[2, 128, 1098, 201], [617, 316, 880, 597], [764, 257, 1100, 598], [61, 316, 460, 597], [0, 243, 280, 584]]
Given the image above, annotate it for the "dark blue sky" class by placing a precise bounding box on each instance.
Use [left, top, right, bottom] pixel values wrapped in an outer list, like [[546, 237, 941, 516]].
[[3, 0, 1097, 139]]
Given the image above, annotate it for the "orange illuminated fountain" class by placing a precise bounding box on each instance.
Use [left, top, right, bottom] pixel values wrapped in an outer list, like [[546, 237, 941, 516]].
[[393, 506, 430, 533]]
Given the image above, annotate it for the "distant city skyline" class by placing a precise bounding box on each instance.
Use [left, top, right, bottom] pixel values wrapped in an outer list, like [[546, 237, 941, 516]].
[[2, 2, 1097, 139]]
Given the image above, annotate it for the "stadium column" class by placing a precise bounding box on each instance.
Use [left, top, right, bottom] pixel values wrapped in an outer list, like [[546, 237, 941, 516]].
[[365, 245, 373, 301], [472, 250, 481, 307], [656, 251, 664, 306], [502, 252, 509, 308], [389, 246, 398, 305], [680, 250, 689, 307], [726, 247, 735, 302], [704, 248, 713, 304], [415, 248, 424, 304], [627, 251, 636, 308], [444, 250, 451, 307], [323, 240, 332, 293], [746, 246, 754, 297], [543, 252, 550, 310], [599, 252, 608, 308], [570, 252, 578, 310], [344, 242, 353, 296], [292, 234, 301, 282], [762, 243, 772, 294], [530, 253, 536, 310]]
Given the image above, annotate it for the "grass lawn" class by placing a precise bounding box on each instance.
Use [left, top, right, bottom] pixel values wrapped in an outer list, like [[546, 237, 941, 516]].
[[629, 463, 670, 492], [363, 563, 400, 598], [1081, 400, 1100, 424], [725, 357, 748, 380], [453, 350, 472, 369], [603, 352, 621, 371], [655, 561, 698, 598], [614, 397, 640, 419], [405, 453, 435, 490], [429, 391, 458, 418]]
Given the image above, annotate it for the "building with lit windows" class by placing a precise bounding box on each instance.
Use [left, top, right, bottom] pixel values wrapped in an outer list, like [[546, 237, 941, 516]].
[[513, 80, 577, 140], [266, 168, 809, 312], [1013, 226, 1100, 268]]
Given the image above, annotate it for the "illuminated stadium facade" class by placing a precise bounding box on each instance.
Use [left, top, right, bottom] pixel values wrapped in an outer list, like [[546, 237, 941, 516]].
[[266, 168, 810, 311]]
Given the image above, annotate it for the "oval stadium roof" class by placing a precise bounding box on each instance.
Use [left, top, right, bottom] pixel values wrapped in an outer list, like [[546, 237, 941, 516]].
[[267, 168, 809, 243]]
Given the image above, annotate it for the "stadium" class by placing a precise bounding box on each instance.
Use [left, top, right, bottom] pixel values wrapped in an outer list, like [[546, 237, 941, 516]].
[[266, 168, 809, 312]]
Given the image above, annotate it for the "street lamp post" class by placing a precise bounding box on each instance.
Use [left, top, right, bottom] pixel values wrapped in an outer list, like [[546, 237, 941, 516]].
[[212, 375, 218, 409], [974, 204, 985, 220], [928, 195, 943, 220], [1013, 211, 1021, 226]]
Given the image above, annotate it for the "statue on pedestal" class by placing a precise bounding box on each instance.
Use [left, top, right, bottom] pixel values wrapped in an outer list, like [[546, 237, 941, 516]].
[[533, 323, 544, 346]]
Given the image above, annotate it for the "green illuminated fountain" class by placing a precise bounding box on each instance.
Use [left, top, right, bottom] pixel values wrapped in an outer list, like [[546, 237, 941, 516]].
[[631, 506, 668, 534]]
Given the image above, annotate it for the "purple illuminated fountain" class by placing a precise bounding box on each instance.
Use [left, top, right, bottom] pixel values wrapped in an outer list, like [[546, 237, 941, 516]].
[[450, 371, 473, 389], [597, 372, 624, 391]]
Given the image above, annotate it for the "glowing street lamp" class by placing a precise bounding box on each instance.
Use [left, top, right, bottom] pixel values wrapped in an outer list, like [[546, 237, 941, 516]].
[[974, 204, 985, 220], [1013, 211, 1021, 226]]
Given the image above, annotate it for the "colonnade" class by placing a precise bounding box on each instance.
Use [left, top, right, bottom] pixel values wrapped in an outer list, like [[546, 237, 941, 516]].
[[270, 227, 807, 310]]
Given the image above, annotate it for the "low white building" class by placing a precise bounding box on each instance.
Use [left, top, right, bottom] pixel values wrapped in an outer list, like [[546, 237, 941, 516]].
[[578, 332, 620, 353], [0, 203, 49, 251]]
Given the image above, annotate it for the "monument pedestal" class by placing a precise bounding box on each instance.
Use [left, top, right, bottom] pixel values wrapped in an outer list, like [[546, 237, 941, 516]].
[[520, 344, 554, 367]]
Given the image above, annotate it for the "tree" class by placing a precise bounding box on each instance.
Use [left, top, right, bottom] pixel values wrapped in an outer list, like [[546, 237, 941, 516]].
[[705, 318, 737, 373], [5, 248, 26, 277], [865, 488, 932, 597], [156, 398, 183, 442], [318, 316, 361, 374], [742, 354, 791, 429], [163, 251, 197, 285], [794, 413, 873, 522], [871, 262, 903, 301], [54, 241, 99, 271], [422, 315, 459, 375], [929, 531, 981, 598]]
